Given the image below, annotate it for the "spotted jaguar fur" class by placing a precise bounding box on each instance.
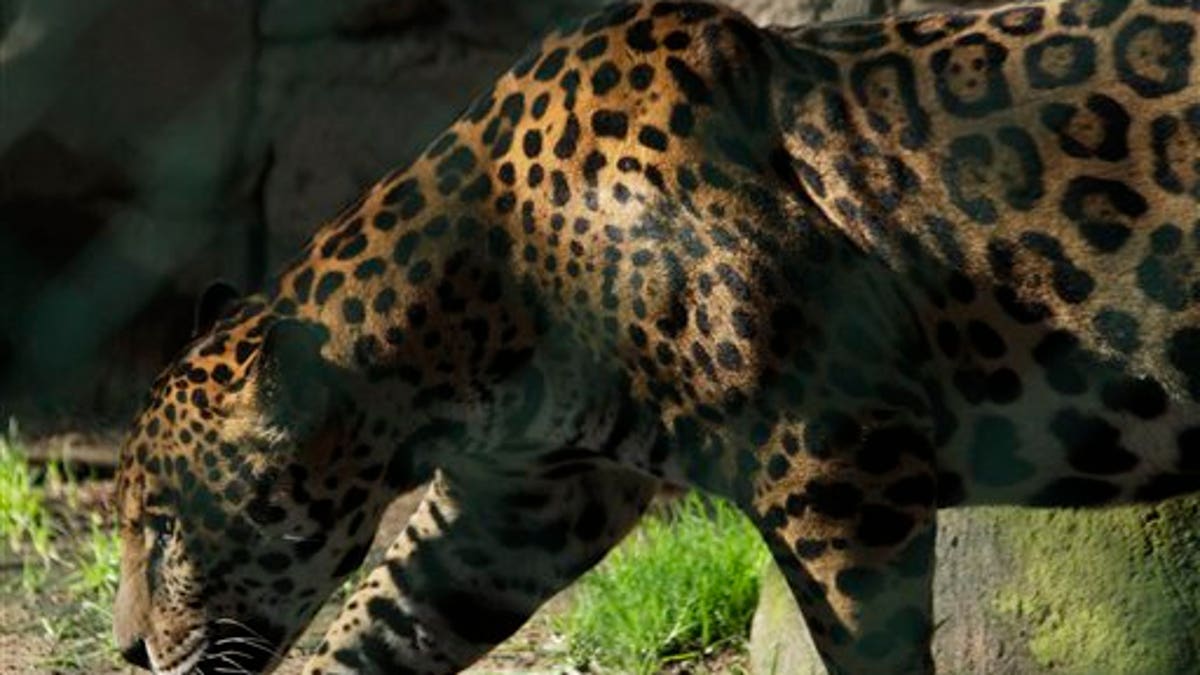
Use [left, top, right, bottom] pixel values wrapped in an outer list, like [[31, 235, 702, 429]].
[[114, 0, 1200, 672]]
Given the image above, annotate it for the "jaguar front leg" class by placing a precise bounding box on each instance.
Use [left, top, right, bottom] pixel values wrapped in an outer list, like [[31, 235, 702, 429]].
[[748, 414, 938, 675], [304, 460, 659, 675]]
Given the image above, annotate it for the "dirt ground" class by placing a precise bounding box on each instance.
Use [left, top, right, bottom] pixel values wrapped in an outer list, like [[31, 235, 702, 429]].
[[0, 482, 586, 674], [1, 471, 747, 675]]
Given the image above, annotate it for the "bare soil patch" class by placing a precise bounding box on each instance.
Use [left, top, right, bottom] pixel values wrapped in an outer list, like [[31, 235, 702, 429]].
[[2, 461, 747, 675], [0, 482, 580, 674]]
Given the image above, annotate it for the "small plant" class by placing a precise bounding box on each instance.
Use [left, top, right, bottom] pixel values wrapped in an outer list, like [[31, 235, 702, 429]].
[[559, 492, 769, 674], [0, 419, 56, 587], [0, 419, 124, 671], [40, 513, 122, 670], [70, 513, 121, 600]]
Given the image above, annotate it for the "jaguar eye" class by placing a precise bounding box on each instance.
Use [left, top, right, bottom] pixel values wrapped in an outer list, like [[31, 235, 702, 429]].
[[147, 515, 176, 550], [145, 514, 177, 578]]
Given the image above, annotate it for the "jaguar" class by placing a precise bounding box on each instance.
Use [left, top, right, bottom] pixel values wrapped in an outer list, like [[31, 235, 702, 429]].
[[112, 0, 1200, 672]]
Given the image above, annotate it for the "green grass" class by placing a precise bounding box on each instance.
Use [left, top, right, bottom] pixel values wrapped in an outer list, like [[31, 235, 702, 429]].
[[0, 419, 57, 588], [39, 512, 122, 670], [0, 420, 122, 670], [558, 492, 769, 674], [4, 422, 773, 673]]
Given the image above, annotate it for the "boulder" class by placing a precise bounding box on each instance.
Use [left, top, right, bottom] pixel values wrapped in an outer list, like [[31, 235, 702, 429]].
[[751, 498, 1200, 674]]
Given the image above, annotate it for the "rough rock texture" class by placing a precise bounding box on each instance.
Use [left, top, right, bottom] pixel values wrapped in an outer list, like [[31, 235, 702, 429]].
[[752, 558, 825, 675], [726, 0, 1002, 26], [0, 0, 600, 430], [728, 0, 894, 25], [0, 0, 258, 429], [751, 499, 1200, 674], [253, 0, 605, 271]]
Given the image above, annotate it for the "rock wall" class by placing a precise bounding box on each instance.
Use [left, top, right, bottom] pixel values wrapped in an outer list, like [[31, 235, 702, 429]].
[[1, 0, 257, 430], [0, 0, 600, 430]]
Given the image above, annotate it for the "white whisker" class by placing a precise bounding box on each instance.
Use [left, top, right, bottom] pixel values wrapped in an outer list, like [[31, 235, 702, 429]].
[[213, 636, 283, 658]]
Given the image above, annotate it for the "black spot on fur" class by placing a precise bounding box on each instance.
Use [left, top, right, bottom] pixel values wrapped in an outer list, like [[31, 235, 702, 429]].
[[314, 272, 345, 305], [1033, 330, 1090, 395], [666, 56, 712, 105], [591, 62, 621, 96], [554, 114, 581, 159], [638, 125, 669, 151], [806, 480, 863, 519], [592, 110, 629, 138], [856, 504, 915, 547], [1027, 477, 1119, 506], [1092, 309, 1140, 353], [1167, 328, 1200, 400], [1052, 409, 1139, 474], [1100, 377, 1168, 419], [626, 19, 657, 52], [1061, 176, 1146, 253], [534, 47, 568, 81]]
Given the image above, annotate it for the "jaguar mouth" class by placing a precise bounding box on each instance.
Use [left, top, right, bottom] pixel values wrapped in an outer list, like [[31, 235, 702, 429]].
[[146, 617, 285, 675], [195, 617, 287, 674], [147, 636, 207, 675]]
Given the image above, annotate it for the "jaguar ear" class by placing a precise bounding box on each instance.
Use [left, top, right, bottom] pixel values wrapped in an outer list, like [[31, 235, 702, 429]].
[[194, 281, 241, 336], [254, 319, 336, 435]]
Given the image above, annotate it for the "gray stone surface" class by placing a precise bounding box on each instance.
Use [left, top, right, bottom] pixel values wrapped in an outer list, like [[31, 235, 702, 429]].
[[725, 0, 1004, 26], [254, 0, 606, 269], [727, 0, 895, 26], [0, 0, 257, 428], [0, 0, 604, 427], [751, 558, 826, 675]]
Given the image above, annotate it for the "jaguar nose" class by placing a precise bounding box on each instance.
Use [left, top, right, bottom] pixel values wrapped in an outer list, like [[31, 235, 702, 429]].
[[119, 636, 152, 670]]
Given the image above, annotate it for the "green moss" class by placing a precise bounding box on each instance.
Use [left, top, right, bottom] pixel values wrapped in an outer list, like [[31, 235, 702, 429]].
[[991, 499, 1200, 674]]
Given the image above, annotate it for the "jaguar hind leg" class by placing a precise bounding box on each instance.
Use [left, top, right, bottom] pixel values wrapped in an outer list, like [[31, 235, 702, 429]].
[[304, 460, 659, 675], [747, 415, 938, 675]]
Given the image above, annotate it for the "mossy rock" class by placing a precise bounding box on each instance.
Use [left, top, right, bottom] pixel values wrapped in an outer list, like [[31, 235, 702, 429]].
[[750, 497, 1200, 674]]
